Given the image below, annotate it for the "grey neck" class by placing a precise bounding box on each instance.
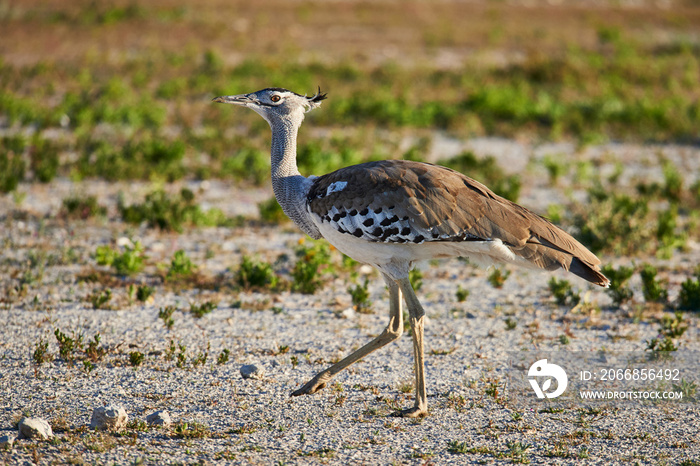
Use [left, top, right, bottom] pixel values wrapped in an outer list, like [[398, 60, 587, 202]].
[[267, 114, 321, 239]]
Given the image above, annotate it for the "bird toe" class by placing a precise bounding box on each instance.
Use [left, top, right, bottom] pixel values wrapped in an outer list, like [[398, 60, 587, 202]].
[[393, 406, 428, 418], [291, 379, 326, 397]]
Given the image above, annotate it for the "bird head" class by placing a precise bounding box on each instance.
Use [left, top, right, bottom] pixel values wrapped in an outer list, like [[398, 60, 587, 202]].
[[212, 87, 326, 125]]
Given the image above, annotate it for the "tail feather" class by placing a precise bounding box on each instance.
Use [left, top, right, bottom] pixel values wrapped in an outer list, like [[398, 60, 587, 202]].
[[512, 242, 609, 288], [569, 257, 610, 288]]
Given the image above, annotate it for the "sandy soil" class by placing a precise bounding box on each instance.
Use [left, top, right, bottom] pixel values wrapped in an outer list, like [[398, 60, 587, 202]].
[[1, 139, 699, 465]]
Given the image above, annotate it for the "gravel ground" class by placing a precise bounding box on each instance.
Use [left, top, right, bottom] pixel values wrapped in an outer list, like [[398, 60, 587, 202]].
[[1, 139, 699, 465]]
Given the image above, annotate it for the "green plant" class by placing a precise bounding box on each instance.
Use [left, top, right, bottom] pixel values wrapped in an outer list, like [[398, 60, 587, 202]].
[[299, 447, 336, 458], [409, 268, 423, 291], [172, 421, 210, 439], [3, 13, 700, 179], [348, 278, 372, 313], [158, 306, 176, 329], [447, 440, 470, 454], [672, 379, 697, 402], [33, 338, 52, 365], [76, 134, 182, 181], [646, 336, 679, 353], [504, 317, 517, 330], [655, 205, 687, 259], [90, 288, 112, 309], [85, 333, 105, 362], [296, 140, 364, 179], [165, 339, 177, 361], [692, 180, 700, 205], [29, 135, 60, 183], [192, 343, 210, 367], [220, 147, 270, 185], [176, 342, 187, 368], [574, 189, 652, 256], [646, 312, 687, 355], [402, 139, 429, 163], [506, 441, 531, 464], [167, 249, 195, 279], [83, 360, 96, 373], [129, 351, 144, 366], [546, 203, 564, 224], [487, 267, 510, 288], [571, 179, 692, 258], [484, 379, 501, 399], [455, 285, 469, 302], [660, 311, 689, 339], [601, 265, 634, 307], [54, 328, 83, 365], [0, 134, 27, 187], [61, 195, 107, 219], [95, 241, 146, 276], [258, 197, 287, 224], [136, 285, 154, 302], [640, 264, 668, 303], [119, 188, 233, 232], [542, 154, 568, 185], [678, 267, 700, 311], [126, 419, 149, 433], [548, 277, 581, 307], [190, 300, 217, 318], [217, 349, 230, 365], [1, 134, 27, 154], [0, 150, 26, 193], [661, 160, 684, 203], [52, 329, 104, 368], [291, 240, 333, 294], [235, 255, 278, 290]]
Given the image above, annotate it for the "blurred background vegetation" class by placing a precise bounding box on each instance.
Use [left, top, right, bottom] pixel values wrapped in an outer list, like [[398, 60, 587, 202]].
[[1, 0, 699, 258]]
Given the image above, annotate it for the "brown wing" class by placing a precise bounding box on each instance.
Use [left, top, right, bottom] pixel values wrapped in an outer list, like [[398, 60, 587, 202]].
[[307, 160, 608, 286]]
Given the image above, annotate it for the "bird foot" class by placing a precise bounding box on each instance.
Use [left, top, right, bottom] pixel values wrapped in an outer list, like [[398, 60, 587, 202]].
[[291, 375, 328, 397], [392, 406, 428, 418]]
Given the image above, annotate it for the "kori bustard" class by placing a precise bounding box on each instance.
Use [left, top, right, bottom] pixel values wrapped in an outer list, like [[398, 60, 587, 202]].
[[214, 87, 609, 417]]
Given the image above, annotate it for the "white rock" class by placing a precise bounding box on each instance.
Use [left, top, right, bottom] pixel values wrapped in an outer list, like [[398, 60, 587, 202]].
[[0, 433, 16, 449], [17, 418, 53, 440], [90, 405, 128, 431], [116, 237, 134, 248], [240, 364, 264, 380], [151, 242, 166, 252], [146, 410, 171, 427], [359, 264, 374, 275], [340, 307, 355, 319]]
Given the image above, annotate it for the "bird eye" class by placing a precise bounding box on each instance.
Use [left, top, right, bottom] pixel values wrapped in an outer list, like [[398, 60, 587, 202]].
[[270, 95, 281, 103]]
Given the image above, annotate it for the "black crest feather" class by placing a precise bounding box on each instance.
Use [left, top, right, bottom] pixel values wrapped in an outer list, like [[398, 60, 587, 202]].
[[309, 86, 327, 103]]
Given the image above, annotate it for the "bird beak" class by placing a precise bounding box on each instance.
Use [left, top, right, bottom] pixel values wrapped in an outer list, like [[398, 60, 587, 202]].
[[212, 94, 256, 106]]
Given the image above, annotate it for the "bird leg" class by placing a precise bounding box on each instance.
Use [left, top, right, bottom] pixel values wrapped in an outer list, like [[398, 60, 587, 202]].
[[395, 277, 428, 417], [291, 278, 404, 397]]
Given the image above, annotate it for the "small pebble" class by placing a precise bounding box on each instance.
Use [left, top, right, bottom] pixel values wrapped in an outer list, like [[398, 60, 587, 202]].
[[116, 237, 135, 248], [90, 405, 128, 431], [146, 410, 172, 427], [0, 433, 16, 449], [17, 418, 53, 440], [240, 364, 264, 380]]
